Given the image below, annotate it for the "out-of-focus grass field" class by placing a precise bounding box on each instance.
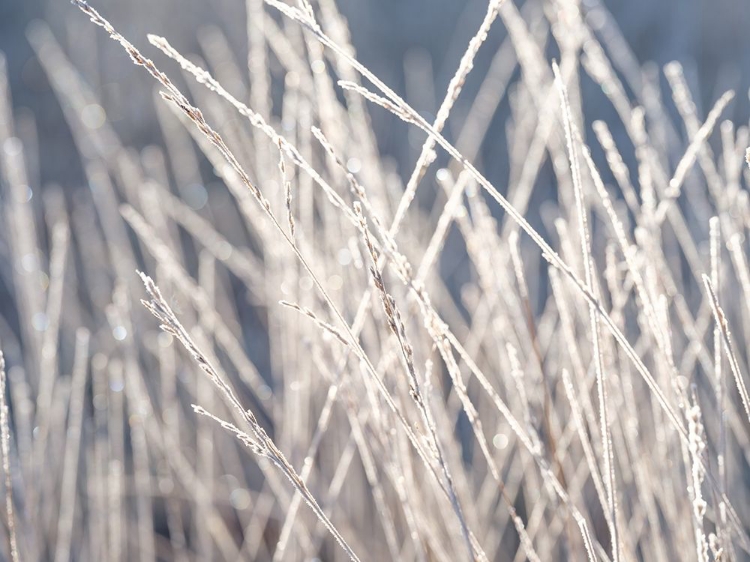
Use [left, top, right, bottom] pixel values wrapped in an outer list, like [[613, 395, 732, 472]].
[[1, 0, 750, 560]]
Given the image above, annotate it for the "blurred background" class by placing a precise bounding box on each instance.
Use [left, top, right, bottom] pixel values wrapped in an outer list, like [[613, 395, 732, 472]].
[[2, 0, 750, 192]]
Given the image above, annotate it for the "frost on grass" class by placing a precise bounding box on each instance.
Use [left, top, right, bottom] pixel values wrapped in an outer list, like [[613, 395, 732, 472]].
[[0, 0, 748, 561]]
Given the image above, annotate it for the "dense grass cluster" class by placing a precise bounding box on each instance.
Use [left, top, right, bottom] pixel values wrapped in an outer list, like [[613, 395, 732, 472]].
[[0, 0, 749, 559]]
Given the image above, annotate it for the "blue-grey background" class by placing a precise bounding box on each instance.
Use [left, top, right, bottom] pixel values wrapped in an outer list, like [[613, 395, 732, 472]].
[[1, 0, 750, 193]]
